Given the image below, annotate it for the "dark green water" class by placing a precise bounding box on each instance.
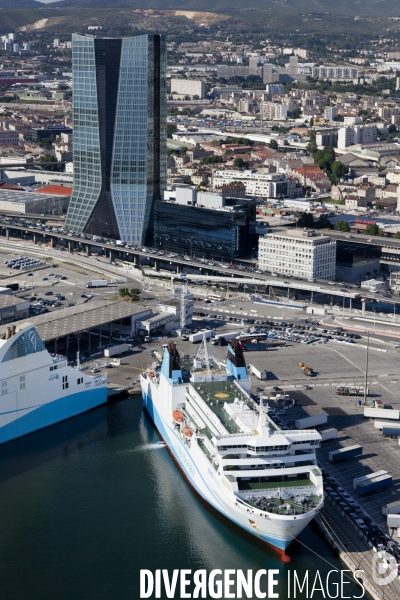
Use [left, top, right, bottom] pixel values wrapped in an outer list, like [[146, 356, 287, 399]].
[[0, 399, 364, 600]]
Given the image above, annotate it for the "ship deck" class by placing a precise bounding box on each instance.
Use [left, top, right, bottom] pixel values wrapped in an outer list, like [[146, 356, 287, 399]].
[[192, 378, 252, 435], [238, 491, 321, 515]]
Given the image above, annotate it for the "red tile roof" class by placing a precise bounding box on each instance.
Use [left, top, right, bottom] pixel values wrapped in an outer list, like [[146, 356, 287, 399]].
[[34, 185, 72, 196]]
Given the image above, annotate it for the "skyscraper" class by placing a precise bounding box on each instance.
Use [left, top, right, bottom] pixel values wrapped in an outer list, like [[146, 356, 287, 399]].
[[66, 33, 166, 244]]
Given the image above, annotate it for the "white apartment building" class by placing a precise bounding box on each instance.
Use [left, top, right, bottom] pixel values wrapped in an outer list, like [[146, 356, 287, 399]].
[[343, 116, 362, 126], [324, 106, 336, 120], [311, 66, 358, 80], [261, 102, 288, 120], [213, 169, 288, 199], [337, 124, 377, 149], [258, 230, 336, 280], [170, 78, 206, 99]]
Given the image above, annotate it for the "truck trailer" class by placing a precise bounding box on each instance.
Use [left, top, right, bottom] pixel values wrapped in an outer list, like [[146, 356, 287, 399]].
[[356, 474, 392, 496], [353, 470, 388, 490], [387, 514, 400, 528], [189, 330, 214, 343], [104, 343, 131, 357], [374, 420, 400, 430], [86, 279, 108, 288], [248, 364, 267, 380], [383, 427, 400, 437], [319, 428, 338, 442], [213, 331, 240, 342], [382, 500, 400, 516], [329, 444, 362, 464], [364, 407, 400, 420], [295, 413, 327, 429]]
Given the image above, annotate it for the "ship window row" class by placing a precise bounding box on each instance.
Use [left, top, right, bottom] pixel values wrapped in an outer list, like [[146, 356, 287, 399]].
[[247, 445, 290, 452]]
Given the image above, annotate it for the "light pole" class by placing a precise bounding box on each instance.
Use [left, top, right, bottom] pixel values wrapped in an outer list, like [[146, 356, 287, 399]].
[[363, 331, 370, 405]]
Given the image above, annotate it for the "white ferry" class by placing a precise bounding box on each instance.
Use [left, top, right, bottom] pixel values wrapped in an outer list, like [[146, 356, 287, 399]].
[[0, 323, 108, 445], [140, 338, 323, 555]]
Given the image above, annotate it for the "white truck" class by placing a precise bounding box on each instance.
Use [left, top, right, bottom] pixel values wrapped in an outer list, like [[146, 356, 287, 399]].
[[295, 414, 327, 429], [364, 407, 400, 420], [189, 330, 214, 343], [104, 343, 131, 357], [248, 364, 267, 380], [86, 280, 108, 288]]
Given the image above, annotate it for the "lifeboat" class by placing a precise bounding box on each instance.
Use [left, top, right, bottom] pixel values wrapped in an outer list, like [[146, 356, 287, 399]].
[[172, 410, 185, 423], [182, 426, 193, 438], [148, 369, 155, 377]]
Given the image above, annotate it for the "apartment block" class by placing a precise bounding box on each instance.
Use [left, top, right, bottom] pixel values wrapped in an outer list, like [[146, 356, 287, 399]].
[[337, 124, 377, 150], [170, 78, 205, 99], [213, 169, 288, 198], [323, 106, 337, 120], [0, 129, 19, 145], [258, 230, 336, 280]]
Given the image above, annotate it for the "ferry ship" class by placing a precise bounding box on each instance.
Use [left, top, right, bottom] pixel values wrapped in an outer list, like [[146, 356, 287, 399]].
[[0, 322, 108, 445], [140, 338, 324, 554]]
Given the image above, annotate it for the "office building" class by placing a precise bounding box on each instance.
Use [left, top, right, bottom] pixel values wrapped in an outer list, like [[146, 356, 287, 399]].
[[154, 189, 256, 261], [258, 230, 336, 280], [66, 33, 166, 244], [170, 78, 205, 99], [336, 240, 381, 282], [266, 83, 284, 95]]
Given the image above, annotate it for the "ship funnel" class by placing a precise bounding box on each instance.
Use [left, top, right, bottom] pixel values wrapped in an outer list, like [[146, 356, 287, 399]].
[[11, 325, 16, 337], [5, 327, 10, 340]]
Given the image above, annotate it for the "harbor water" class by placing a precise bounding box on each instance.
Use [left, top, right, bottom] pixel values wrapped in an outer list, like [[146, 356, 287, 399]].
[[0, 398, 363, 600]]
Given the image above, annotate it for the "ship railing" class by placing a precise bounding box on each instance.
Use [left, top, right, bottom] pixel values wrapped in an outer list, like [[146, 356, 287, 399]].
[[237, 484, 316, 497], [92, 373, 108, 384]]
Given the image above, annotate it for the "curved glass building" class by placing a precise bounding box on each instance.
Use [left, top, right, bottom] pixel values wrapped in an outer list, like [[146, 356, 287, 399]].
[[66, 33, 166, 244]]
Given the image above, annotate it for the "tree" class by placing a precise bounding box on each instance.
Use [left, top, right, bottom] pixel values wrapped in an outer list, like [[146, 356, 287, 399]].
[[315, 216, 333, 229], [395, 232, 400, 240], [269, 139, 278, 150], [364, 224, 380, 236], [314, 146, 335, 171], [130, 288, 141, 295], [179, 146, 187, 156], [388, 124, 397, 135], [306, 130, 317, 155], [39, 153, 57, 171], [334, 220, 350, 232], [331, 161, 349, 180], [119, 287, 129, 297], [167, 123, 177, 138], [233, 157, 249, 169], [297, 212, 314, 228]]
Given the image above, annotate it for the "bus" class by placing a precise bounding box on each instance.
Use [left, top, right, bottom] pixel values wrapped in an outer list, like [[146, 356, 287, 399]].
[[208, 293, 223, 302]]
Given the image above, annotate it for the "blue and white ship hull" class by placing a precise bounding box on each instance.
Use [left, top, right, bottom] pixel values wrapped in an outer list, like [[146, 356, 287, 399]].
[[0, 323, 108, 445]]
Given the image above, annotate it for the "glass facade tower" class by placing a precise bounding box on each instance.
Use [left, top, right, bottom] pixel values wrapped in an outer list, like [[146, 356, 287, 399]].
[[66, 34, 166, 244]]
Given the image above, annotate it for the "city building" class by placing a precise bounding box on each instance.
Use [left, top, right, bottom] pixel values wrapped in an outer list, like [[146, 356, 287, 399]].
[[289, 55, 298, 76], [213, 169, 288, 199], [336, 240, 381, 282], [263, 64, 273, 84], [66, 33, 166, 244], [337, 124, 377, 150], [265, 84, 284, 95], [0, 129, 19, 145], [249, 57, 259, 76], [258, 230, 336, 280], [311, 66, 358, 80], [261, 102, 288, 120], [315, 129, 338, 147], [155, 189, 256, 261], [170, 78, 205, 99], [323, 106, 337, 121]]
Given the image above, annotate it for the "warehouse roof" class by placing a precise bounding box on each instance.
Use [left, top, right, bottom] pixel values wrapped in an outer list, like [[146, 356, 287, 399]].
[[0, 188, 66, 204], [0, 300, 151, 342]]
